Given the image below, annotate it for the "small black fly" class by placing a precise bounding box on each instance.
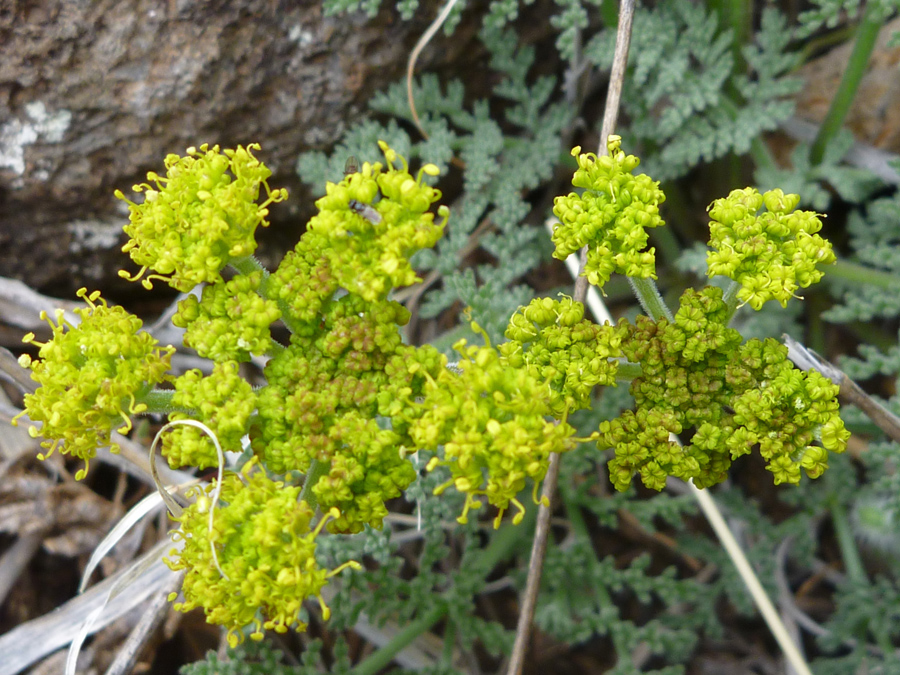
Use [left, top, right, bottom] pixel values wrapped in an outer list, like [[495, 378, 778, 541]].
[[343, 155, 381, 224], [349, 199, 382, 225]]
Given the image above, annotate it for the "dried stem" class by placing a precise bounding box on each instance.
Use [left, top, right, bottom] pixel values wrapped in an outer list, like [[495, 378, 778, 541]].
[[406, 0, 462, 139], [506, 2, 635, 673]]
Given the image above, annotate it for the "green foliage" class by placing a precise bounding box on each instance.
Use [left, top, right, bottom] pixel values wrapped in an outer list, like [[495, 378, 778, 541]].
[[538, 540, 701, 671], [315, 461, 517, 658], [584, 4, 801, 181], [754, 131, 885, 212], [796, 0, 899, 37], [824, 172, 900, 325], [181, 641, 305, 675], [816, 577, 900, 667]]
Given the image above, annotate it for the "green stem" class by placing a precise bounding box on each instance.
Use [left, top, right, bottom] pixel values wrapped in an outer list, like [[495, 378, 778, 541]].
[[809, 6, 883, 165], [824, 259, 899, 290], [749, 136, 777, 175], [795, 24, 857, 69], [806, 289, 827, 356], [708, 0, 751, 75], [559, 482, 590, 541], [229, 255, 270, 278], [300, 459, 329, 512], [649, 222, 682, 267], [830, 501, 894, 654], [831, 502, 865, 584], [628, 277, 674, 323], [440, 620, 456, 667], [347, 603, 449, 675], [721, 278, 743, 323], [136, 389, 193, 416]]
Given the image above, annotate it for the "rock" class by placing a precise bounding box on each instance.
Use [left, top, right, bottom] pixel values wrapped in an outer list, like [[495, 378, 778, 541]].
[[0, 0, 457, 294]]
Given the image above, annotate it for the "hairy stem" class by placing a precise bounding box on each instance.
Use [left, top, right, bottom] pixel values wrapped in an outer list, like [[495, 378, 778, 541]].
[[137, 389, 193, 416], [229, 255, 269, 278], [628, 277, 674, 323], [299, 459, 328, 512]]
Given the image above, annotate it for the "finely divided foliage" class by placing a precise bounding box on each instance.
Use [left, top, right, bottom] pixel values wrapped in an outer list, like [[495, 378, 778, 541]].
[[13, 0, 900, 670]]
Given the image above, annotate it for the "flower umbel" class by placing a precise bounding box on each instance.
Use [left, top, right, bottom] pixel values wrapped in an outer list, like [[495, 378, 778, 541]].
[[600, 287, 849, 490], [552, 136, 666, 288], [501, 295, 626, 416], [116, 143, 288, 292], [173, 271, 281, 362], [163, 361, 256, 470], [269, 141, 446, 311], [410, 328, 579, 527], [706, 188, 836, 309], [13, 288, 174, 479], [166, 464, 360, 647]]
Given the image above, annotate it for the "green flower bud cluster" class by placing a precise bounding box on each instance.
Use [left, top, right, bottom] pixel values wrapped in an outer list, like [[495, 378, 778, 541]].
[[600, 286, 848, 490], [405, 332, 579, 528], [238, 142, 448, 532], [499, 295, 626, 416], [311, 411, 417, 533], [166, 463, 359, 647], [173, 271, 281, 362], [378, 343, 446, 443], [250, 293, 417, 533], [268, 140, 447, 313], [163, 361, 256, 469], [706, 188, 836, 309], [13, 288, 174, 479], [728, 364, 850, 485], [116, 143, 288, 292], [551, 136, 665, 288]]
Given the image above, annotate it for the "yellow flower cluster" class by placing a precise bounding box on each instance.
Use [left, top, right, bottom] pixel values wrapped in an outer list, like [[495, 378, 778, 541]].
[[552, 136, 665, 287], [166, 464, 359, 646], [13, 288, 173, 479], [116, 143, 287, 292], [707, 188, 836, 309]]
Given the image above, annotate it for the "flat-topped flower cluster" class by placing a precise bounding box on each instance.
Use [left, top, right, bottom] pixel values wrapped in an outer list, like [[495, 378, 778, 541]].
[[13, 137, 848, 643]]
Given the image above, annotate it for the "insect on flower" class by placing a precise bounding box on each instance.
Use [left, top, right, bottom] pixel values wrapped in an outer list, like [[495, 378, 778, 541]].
[[349, 199, 382, 225], [343, 155, 382, 225]]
